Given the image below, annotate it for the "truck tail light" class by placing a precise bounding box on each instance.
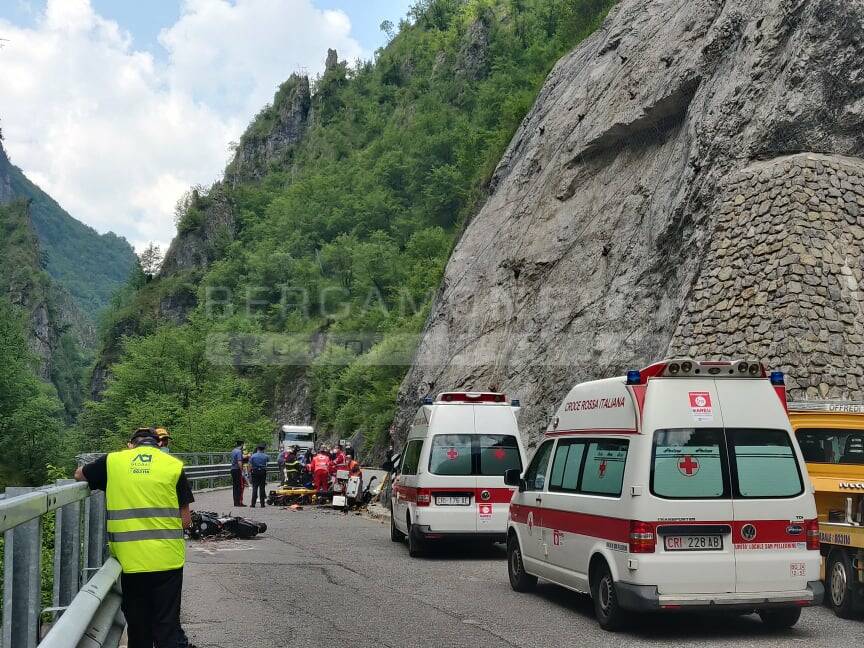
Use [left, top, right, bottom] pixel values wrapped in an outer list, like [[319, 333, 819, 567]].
[[804, 518, 820, 550], [416, 489, 432, 506], [629, 520, 655, 554]]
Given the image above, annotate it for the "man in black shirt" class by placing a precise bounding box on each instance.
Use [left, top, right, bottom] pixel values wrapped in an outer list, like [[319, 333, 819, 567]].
[[76, 428, 196, 648]]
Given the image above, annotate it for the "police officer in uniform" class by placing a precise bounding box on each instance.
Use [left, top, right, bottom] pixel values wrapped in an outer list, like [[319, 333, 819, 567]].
[[76, 428, 194, 648]]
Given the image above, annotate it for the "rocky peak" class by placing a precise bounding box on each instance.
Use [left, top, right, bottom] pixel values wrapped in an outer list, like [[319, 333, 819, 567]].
[[325, 48, 339, 72], [229, 73, 312, 181]]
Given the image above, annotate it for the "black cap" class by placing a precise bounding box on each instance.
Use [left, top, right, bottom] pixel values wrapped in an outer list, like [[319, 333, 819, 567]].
[[131, 427, 159, 443]]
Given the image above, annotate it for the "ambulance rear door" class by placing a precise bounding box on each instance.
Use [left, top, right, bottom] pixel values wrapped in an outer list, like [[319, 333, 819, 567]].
[[473, 405, 523, 533], [425, 405, 478, 532], [714, 379, 815, 593]]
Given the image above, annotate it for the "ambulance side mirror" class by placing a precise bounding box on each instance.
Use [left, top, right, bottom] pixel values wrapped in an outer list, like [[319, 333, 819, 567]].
[[504, 468, 523, 491]]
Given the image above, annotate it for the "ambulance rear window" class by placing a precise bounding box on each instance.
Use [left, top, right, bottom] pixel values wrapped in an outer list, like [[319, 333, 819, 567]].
[[728, 429, 803, 498], [477, 435, 522, 476], [651, 429, 728, 499], [429, 435, 473, 475]]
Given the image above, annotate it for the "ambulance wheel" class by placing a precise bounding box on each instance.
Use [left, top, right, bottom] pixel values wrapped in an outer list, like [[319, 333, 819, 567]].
[[390, 511, 405, 542], [591, 563, 625, 632], [758, 606, 801, 629], [827, 551, 862, 619], [507, 535, 536, 592], [407, 522, 425, 558]]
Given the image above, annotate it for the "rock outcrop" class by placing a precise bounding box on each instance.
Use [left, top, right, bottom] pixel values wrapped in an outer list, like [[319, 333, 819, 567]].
[[228, 73, 312, 182], [396, 0, 864, 445], [0, 142, 14, 203], [160, 185, 235, 276]]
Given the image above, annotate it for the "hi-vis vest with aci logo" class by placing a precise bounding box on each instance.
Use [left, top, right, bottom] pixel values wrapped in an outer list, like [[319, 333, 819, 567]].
[[106, 447, 185, 574]]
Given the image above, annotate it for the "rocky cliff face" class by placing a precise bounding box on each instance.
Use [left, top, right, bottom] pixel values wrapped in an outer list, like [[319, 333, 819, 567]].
[[160, 185, 236, 277], [228, 73, 312, 182], [396, 0, 864, 445], [0, 142, 14, 203]]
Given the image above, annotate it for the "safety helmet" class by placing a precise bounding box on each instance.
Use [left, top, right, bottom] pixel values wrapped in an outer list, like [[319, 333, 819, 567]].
[[155, 427, 172, 440]]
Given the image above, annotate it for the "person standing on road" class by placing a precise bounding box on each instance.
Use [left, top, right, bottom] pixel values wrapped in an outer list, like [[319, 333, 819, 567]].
[[230, 439, 245, 507], [277, 447, 287, 483], [249, 444, 269, 508], [75, 428, 194, 648], [310, 447, 332, 493]]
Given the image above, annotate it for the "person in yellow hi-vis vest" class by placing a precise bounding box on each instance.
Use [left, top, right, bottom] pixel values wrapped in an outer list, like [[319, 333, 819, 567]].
[[76, 427, 194, 648]]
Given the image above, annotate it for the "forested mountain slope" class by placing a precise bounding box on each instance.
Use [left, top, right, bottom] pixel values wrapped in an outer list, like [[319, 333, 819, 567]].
[[0, 200, 84, 432], [0, 140, 137, 319], [84, 0, 616, 453]]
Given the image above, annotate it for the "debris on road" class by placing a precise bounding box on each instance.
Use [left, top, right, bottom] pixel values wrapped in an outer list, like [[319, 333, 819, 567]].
[[189, 510, 267, 540]]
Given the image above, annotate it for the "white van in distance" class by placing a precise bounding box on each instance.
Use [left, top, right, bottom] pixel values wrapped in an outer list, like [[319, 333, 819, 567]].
[[280, 425, 315, 453], [505, 359, 823, 631], [391, 392, 527, 557]]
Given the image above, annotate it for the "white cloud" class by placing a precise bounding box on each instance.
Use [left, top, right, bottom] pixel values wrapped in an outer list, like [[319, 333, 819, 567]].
[[0, 0, 365, 251]]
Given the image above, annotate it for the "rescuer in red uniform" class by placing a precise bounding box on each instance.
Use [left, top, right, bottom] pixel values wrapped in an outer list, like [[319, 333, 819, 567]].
[[310, 448, 333, 492]]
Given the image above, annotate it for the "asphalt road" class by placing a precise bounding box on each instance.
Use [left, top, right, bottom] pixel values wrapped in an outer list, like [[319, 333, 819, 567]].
[[182, 488, 861, 648]]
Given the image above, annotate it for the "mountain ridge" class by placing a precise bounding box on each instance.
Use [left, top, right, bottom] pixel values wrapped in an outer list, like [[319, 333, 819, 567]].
[[0, 139, 137, 319]]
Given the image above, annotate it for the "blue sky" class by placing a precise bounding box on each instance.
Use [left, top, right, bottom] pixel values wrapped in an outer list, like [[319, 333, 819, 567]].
[[1, 1, 413, 55], [0, 0, 415, 249]]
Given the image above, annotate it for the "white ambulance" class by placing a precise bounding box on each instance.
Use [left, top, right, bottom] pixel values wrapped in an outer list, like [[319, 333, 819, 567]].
[[391, 392, 527, 557], [505, 359, 823, 631]]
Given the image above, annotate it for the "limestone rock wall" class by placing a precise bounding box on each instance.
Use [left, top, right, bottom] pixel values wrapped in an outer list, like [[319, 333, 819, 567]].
[[395, 0, 864, 447], [670, 153, 864, 399]]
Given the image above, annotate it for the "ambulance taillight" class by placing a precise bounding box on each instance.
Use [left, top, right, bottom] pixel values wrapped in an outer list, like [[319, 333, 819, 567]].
[[628, 521, 656, 553], [805, 518, 820, 550]]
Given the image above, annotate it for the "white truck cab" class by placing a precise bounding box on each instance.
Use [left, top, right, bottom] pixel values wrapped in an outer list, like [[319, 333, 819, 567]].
[[506, 359, 823, 631], [280, 425, 315, 453], [391, 392, 527, 557]]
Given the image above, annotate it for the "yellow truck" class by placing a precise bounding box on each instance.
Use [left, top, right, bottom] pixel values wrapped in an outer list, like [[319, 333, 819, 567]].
[[788, 401, 864, 618]]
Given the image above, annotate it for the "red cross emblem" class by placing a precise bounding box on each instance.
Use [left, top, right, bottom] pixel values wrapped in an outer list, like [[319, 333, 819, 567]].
[[446, 448, 459, 460], [598, 460, 607, 478], [494, 448, 506, 460], [678, 455, 699, 476]]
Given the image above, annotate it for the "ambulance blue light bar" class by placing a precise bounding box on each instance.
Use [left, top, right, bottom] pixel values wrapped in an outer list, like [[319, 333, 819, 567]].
[[770, 371, 785, 386], [626, 370, 642, 385], [422, 396, 434, 405]]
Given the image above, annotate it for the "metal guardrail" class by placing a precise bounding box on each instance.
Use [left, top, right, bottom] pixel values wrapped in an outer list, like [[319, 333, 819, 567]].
[[78, 452, 282, 491], [0, 480, 114, 648]]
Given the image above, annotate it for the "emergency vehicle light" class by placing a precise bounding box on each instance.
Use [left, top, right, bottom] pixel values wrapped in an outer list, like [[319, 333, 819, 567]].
[[437, 392, 507, 403], [654, 359, 767, 379], [422, 396, 434, 405], [770, 371, 785, 386], [511, 399, 521, 407], [626, 370, 641, 385]]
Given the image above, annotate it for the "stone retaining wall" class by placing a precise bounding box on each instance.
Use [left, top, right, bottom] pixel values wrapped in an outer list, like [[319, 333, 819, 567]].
[[669, 153, 864, 400]]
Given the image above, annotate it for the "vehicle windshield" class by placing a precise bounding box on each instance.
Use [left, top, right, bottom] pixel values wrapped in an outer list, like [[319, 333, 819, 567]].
[[284, 433, 314, 443], [652, 428, 803, 499], [796, 428, 864, 465]]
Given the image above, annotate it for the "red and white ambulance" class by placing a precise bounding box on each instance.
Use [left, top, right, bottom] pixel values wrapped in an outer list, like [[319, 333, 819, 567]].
[[505, 359, 823, 631], [391, 392, 527, 557]]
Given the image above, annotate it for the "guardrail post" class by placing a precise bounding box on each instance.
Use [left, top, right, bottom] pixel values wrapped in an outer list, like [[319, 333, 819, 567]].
[[86, 491, 106, 576], [2, 487, 41, 648], [53, 479, 82, 617]]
